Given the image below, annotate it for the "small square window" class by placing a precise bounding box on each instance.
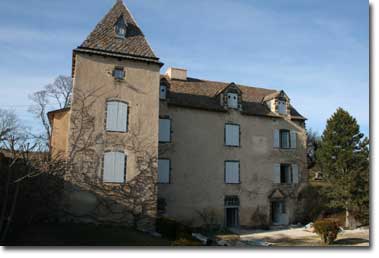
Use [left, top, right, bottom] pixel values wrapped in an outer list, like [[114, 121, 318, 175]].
[[160, 84, 167, 100], [113, 67, 125, 80]]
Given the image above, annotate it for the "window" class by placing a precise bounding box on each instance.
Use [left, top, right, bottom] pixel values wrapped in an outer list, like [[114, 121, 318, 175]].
[[160, 84, 167, 100], [225, 124, 240, 147], [227, 93, 238, 109], [106, 101, 128, 132], [280, 129, 290, 149], [113, 67, 125, 80], [115, 16, 127, 38], [225, 161, 240, 184], [274, 129, 297, 149], [280, 164, 292, 184], [273, 163, 299, 184], [278, 100, 287, 115], [159, 118, 171, 143], [158, 159, 170, 183], [103, 151, 126, 183]]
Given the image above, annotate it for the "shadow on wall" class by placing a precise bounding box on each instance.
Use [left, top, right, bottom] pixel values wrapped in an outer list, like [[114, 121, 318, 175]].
[[0, 154, 158, 246]]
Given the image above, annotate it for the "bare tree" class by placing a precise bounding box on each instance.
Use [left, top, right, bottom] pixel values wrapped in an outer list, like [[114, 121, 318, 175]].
[[0, 109, 18, 143], [45, 75, 72, 109], [28, 76, 72, 147]]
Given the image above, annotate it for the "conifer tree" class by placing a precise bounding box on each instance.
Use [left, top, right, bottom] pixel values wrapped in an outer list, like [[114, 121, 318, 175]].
[[316, 108, 369, 228]]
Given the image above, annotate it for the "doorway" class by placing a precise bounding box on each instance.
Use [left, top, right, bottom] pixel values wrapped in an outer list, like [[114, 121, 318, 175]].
[[271, 201, 288, 225], [225, 196, 240, 228]]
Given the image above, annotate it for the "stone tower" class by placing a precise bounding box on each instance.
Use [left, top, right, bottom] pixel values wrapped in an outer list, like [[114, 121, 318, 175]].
[[65, 0, 163, 231]]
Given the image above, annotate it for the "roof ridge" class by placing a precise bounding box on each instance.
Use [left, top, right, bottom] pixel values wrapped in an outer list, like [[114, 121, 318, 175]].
[[178, 76, 278, 93]]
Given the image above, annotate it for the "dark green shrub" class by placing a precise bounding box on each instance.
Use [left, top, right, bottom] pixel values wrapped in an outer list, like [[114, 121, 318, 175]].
[[156, 218, 192, 241], [313, 219, 340, 245]]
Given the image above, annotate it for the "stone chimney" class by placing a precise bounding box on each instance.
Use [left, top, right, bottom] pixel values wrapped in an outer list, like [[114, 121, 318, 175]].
[[165, 67, 187, 80]]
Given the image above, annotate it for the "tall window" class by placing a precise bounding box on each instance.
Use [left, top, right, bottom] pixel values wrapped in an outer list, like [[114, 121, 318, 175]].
[[274, 129, 297, 149], [158, 159, 170, 183], [225, 161, 240, 184], [106, 101, 128, 132], [159, 118, 171, 143], [280, 129, 290, 149], [227, 93, 238, 109], [273, 163, 299, 184], [103, 151, 126, 183], [225, 124, 240, 147], [280, 164, 292, 184]]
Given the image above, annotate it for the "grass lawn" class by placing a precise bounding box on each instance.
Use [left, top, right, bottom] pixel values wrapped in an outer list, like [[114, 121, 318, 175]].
[[3, 223, 171, 246]]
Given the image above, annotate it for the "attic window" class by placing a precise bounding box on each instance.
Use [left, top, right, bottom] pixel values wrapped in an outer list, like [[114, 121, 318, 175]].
[[115, 16, 127, 38], [278, 100, 287, 115], [227, 93, 239, 109]]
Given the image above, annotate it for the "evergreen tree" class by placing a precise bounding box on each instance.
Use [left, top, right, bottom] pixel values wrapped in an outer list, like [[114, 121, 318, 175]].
[[316, 108, 369, 228]]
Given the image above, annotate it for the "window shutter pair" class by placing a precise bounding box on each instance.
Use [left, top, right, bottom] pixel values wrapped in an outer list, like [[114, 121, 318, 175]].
[[159, 118, 171, 142], [273, 129, 297, 149], [225, 124, 240, 146], [106, 101, 128, 132], [225, 161, 240, 183], [103, 152, 126, 183], [158, 159, 170, 183], [273, 163, 299, 184]]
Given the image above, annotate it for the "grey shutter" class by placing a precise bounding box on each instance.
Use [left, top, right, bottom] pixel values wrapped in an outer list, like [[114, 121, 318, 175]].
[[103, 152, 115, 182], [158, 159, 170, 183], [292, 164, 299, 184], [225, 162, 239, 183], [159, 119, 171, 142], [117, 102, 128, 132], [232, 125, 240, 146], [273, 164, 281, 183], [273, 129, 280, 148], [106, 102, 118, 131], [290, 130, 297, 149], [113, 152, 125, 183]]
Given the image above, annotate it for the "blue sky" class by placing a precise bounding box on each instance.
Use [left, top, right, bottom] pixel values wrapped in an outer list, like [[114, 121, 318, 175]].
[[0, 0, 369, 137]]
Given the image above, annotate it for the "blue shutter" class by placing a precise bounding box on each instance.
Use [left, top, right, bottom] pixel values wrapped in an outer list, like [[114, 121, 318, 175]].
[[273, 129, 280, 148], [117, 102, 128, 132], [159, 119, 171, 142], [113, 152, 125, 183], [290, 130, 297, 149], [225, 162, 239, 183], [106, 102, 118, 131], [273, 164, 281, 183], [103, 152, 115, 182], [158, 159, 170, 183]]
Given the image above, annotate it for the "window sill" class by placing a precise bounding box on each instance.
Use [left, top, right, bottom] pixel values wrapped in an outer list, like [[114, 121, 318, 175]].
[[106, 130, 128, 134], [225, 182, 241, 184], [224, 145, 241, 148]]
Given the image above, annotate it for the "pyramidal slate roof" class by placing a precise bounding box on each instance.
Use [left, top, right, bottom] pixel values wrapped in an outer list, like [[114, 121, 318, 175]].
[[77, 0, 159, 61]]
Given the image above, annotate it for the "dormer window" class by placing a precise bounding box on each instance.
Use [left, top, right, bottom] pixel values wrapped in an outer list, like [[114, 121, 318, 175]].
[[160, 84, 167, 100], [227, 93, 239, 109], [278, 100, 287, 115], [115, 16, 127, 38]]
